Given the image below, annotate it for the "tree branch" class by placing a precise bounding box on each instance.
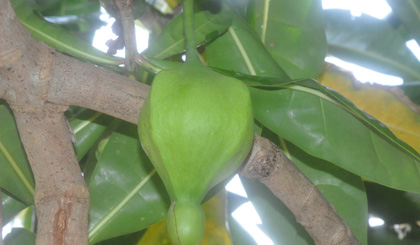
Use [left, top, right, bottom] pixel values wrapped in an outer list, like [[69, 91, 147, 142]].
[[46, 52, 149, 124], [239, 135, 361, 245], [0, 1, 89, 243], [11, 106, 89, 245], [0, 0, 360, 244], [114, 0, 137, 72]]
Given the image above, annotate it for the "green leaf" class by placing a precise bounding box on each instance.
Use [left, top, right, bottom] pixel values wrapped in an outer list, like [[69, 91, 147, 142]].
[[206, 2, 289, 79], [87, 122, 170, 244], [0, 103, 34, 205], [241, 177, 313, 244], [12, 0, 122, 65], [15, 206, 35, 231], [386, 0, 420, 48], [68, 109, 114, 161], [249, 79, 420, 193], [251, 0, 327, 79], [96, 230, 146, 245], [215, 68, 420, 163], [143, 9, 233, 59], [1, 191, 28, 225], [324, 9, 420, 81], [366, 182, 420, 243], [226, 192, 256, 245], [4, 228, 36, 245], [366, 182, 420, 225], [35, 0, 100, 16]]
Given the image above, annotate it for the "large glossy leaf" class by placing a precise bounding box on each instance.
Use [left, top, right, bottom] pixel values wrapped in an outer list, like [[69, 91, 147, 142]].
[[0, 103, 34, 205], [318, 65, 420, 155], [96, 230, 146, 245], [249, 80, 420, 193], [324, 9, 420, 81], [387, 0, 420, 47], [251, 0, 326, 79], [241, 177, 313, 244], [143, 9, 233, 59], [212, 66, 420, 193], [206, 2, 289, 79], [87, 122, 170, 244], [1, 191, 28, 225], [68, 109, 114, 161], [226, 192, 256, 245], [12, 0, 122, 65], [4, 228, 35, 245], [35, 0, 100, 16]]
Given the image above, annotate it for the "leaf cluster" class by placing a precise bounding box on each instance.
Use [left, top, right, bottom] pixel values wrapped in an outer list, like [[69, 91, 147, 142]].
[[3, 0, 420, 244]]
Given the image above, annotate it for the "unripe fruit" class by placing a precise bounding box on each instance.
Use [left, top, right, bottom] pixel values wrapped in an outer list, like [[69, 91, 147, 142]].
[[138, 63, 254, 244]]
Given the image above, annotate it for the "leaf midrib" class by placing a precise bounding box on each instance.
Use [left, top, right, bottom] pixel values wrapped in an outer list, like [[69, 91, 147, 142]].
[[328, 43, 420, 80], [88, 169, 157, 242], [0, 139, 34, 195]]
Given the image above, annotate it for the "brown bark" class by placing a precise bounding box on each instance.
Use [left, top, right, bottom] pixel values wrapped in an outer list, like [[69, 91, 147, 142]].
[[115, 0, 137, 72], [0, 0, 359, 244], [0, 0, 89, 243], [239, 135, 361, 245], [46, 52, 149, 124], [11, 106, 89, 245]]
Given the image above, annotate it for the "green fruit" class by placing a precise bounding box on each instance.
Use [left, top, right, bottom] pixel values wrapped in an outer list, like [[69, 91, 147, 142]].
[[138, 63, 254, 244]]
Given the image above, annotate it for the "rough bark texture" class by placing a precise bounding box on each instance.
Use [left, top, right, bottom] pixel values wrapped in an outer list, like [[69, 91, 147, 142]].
[[239, 135, 361, 245], [0, 0, 89, 243], [46, 52, 149, 124], [0, 0, 360, 244], [11, 107, 89, 245]]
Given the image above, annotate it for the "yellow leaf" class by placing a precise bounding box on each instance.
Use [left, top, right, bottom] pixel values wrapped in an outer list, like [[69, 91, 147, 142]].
[[165, 0, 178, 9], [318, 64, 420, 153], [138, 190, 231, 245]]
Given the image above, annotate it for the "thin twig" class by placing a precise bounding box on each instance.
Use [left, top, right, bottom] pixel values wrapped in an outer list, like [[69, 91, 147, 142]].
[[114, 0, 137, 72]]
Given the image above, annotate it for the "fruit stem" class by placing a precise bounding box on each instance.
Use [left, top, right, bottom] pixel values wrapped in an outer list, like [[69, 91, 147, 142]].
[[183, 0, 200, 64]]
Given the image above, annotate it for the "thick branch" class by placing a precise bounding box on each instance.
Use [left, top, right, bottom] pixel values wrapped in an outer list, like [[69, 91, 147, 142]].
[[0, 0, 360, 243], [46, 52, 149, 124], [0, 1, 91, 243], [239, 135, 360, 245], [11, 106, 89, 245]]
